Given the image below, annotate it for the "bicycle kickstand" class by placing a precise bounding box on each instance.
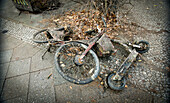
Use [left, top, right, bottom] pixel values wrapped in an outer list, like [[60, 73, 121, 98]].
[[42, 45, 51, 60]]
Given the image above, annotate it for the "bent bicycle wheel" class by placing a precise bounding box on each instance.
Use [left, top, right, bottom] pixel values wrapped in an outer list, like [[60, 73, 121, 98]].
[[54, 41, 100, 84], [32, 29, 52, 43]]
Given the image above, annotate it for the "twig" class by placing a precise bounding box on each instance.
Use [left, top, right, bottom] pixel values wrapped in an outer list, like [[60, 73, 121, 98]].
[[70, 0, 83, 5], [105, 0, 108, 16], [92, 0, 98, 10], [48, 73, 52, 79]]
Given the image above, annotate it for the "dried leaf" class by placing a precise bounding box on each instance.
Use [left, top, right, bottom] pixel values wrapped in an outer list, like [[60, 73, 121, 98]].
[[166, 67, 170, 71], [128, 75, 132, 78], [91, 99, 97, 103], [67, 53, 73, 56], [138, 59, 142, 62], [98, 76, 102, 81]]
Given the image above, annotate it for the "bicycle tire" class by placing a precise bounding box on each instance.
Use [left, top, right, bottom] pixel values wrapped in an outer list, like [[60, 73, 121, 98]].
[[32, 29, 50, 43], [135, 40, 150, 54], [107, 73, 126, 90], [54, 41, 100, 84]]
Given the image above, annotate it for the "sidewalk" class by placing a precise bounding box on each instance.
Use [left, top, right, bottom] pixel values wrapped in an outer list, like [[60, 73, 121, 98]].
[[0, 33, 165, 103], [1, 29, 164, 103], [0, 0, 169, 103]]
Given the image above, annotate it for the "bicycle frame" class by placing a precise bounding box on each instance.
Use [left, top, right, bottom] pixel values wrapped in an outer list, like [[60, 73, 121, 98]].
[[79, 30, 105, 60], [79, 17, 107, 60]]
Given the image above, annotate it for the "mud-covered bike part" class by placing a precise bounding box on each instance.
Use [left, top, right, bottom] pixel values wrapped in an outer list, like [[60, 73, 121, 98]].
[[54, 41, 100, 84]]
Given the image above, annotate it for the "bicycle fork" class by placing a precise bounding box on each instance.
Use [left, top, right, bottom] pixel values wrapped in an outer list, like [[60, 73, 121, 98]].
[[108, 49, 138, 90], [75, 32, 104, 65]]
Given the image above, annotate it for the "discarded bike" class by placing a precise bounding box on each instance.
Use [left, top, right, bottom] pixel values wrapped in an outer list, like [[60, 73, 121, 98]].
[[33, 18, 149, 90]]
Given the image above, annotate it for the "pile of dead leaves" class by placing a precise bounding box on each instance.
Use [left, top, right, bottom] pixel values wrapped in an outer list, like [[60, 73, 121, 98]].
[[39, 7, 141, 41], [52, 9, 121, 40]]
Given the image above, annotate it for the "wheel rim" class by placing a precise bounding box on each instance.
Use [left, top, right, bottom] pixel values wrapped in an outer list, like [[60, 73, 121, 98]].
[[33, 29, 53, 43], [55, 42, 100, 84], [135, 40, 150, 54], [108, 73, 126, 90]]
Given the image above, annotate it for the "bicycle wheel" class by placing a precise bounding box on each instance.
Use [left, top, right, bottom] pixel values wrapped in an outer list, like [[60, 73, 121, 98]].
[[54, 41, 100, 84], [135, 40, 150, 54], [33, 29, 52, 43], [107, 73, 126, 90]]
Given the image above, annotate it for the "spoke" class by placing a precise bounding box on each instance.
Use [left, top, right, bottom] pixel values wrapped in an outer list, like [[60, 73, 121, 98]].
[[82, 65, 91, 76], [76, 66, 82, 79], [62, 45, 70, 54], [60, 54, 71, 61]]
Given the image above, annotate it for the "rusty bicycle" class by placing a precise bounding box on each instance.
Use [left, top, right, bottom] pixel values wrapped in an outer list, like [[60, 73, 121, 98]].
[[33, 17, 149, 90]]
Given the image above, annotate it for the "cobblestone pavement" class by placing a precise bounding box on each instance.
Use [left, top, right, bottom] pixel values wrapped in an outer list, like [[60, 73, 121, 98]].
[[0, 0, 169, 103]]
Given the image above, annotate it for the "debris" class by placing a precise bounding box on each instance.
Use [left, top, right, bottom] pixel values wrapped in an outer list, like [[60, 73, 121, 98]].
[[61, 64, 65, 67], [98, 76, 102, 81], [125, 85, 128, 88], [104, 74, 108, 77], [138, 59, 142, 62], [48, 73, 52, 79], [91, 99, 97, 103], [128, 75, 132, 78], [110, 68, 114, 71], [51, 8, 119, 40], [69, 86, 72, 89], [67, 53, 73, 56], [101, 81, 104, 85], [1, 30, 8, 34], [116, 60, 119, 64], [98, 85, 103, 88], [165, 67, 170, 71]]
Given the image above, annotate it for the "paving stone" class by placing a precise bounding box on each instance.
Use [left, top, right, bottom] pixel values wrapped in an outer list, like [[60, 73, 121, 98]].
[[28, 68, 55, 103], [0, 0, 45, 29], [1, 74, 29, 101], [53, 67, 68, 86], [31, 49, 54, 72], [0, 36, 23, 51], [0, 50, 13, 63], [98, 96, 113, 103], [11, 42, 40, 61], [28, 88, 55, 103], [110, 87, 153, 103], [55, 83, 82, 103], [0, 63, 9, 94], [6, 58, 31, 78], [1, 96, 27, 103], [0, 0, 20, 21], [0, 17, 38, 45], [0, 63, 9, 80], [80, 81, 103, 103], [0, 33, 10, 45]]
